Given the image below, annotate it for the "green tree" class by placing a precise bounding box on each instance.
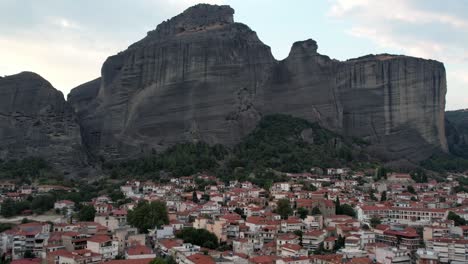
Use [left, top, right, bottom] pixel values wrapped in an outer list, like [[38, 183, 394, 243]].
[[411, 170, 428, 183], [335, 197, 341, 215], [233, 208, 246, 219], [303, 184, 317, 191], [192, 191, 199, 203], [339, 204, 356, 218], [380, 191, 387, 201], [448, 211, 467, 226], [311, 206, 321, 215], [0, 223, 14, 232], [109, 190, 125, 202], [31, 194, 55, 214], [23, 250, 34, 258], [0, 199, 15, 218], [128, 201, 169, 233], [150, 258, 168, 264], [375, 167, 387, 180], [370, 216, 382, 228], [275, 199, 293, 219], [78, 205, 96, 221], [176, 227, 219, 249], [407, 185, 416, 194], [334, 235, 345, 251], [297, 207, 309, 219]]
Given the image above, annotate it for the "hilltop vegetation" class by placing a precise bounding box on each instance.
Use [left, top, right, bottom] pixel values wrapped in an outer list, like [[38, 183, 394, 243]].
[[103, 114, 370, 185], [0, 157, 63, 184]]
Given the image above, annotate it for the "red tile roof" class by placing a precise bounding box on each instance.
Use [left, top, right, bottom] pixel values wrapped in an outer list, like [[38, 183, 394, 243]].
[[11, 259, 41, 264], [126, 245, 153, 255], [186, 253, 215, 264], [250, 255, 277, 264], [103, 259, 153, 264], [87, 235, 111, 243]]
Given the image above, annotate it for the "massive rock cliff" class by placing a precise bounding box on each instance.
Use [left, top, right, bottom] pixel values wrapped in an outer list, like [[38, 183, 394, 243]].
[[69, 4, 448, 164], [446, 110, 468, 159], [336, 55, 448, 162], [0, 72, 88, 175], [70, 4, 275, 160]]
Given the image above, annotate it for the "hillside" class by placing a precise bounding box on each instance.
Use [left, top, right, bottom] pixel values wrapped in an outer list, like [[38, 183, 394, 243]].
[[104, 114, 372, 184]]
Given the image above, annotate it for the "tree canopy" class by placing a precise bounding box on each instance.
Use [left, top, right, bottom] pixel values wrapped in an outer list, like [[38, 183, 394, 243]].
[[448, 211, 467, 226], [275, 199, 293, 219], [175, 227, 219, 249], [128, 201, 169, 233], [78, 205, 96, 221]]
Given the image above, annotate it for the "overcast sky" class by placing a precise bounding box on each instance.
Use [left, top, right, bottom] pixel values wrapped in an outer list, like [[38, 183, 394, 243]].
[[1, 0, 467, 110]]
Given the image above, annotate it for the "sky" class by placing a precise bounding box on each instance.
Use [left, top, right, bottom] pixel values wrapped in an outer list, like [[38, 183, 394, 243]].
[[0, 0, 467, 110]]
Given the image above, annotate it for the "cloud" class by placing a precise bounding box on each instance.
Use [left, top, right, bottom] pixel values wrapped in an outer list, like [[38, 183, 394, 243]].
[[330, 0, 468, 30], [0, 0, 231, 95], [48, 17, 81, 30], [328, 0, 468, 109]]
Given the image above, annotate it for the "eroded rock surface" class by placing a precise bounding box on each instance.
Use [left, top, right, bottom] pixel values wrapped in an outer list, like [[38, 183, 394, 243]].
[[68, 4, 448, 163], [0, 72, 88, 175]]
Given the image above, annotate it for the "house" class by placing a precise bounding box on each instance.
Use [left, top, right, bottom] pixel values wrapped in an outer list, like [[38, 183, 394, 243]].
[[0, 181, 16, 191], [277, 256, 310, 264], [183, 253, 215, 264], [156, 239, 184, 256], [302, 230, 326, 250], [375, 247, 411, 264], [276, 233, 300, 252], [62, 232, 88, 251], [426, 238, 468, 263], [10, 259, 41, 264], [249, 255, 277, 264], [280, 243, 307, 257], [54, 200, 75, 210], [54, 200, 75, 215], [86, 235, 118, 260], [280, 217, 303, 233], [94, 210, 127, 232], [47, 249, 102, 264], [125, 244, 156, 259]]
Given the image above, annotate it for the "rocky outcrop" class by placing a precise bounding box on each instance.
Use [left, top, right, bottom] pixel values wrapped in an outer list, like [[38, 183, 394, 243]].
[[69, 4, 448, 164], [336, 55, 447, 162], [70, 4, 275, 160], [446, 109, 468, 158], [0, 72, 87, 175]]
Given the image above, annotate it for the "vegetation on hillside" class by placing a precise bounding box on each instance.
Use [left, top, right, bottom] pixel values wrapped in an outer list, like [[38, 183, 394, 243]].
[[421, 154, 468, 173], [103, 115, 368, 186], [0, 157, 63, 183], [104, 142, 227, 178]]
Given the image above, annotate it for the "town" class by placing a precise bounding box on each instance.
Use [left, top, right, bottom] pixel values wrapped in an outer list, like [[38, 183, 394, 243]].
[[0, 168, 467, 264]]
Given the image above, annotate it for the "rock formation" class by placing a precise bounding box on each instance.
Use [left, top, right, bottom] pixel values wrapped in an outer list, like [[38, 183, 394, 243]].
[[446, 109, 468, 158], [0, 72, 87, 175], [68, 4, 448, 164], [70, 4, 275, 160]]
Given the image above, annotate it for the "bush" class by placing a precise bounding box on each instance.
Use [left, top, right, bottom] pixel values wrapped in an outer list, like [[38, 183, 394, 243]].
[[175, 227, 219, 249]]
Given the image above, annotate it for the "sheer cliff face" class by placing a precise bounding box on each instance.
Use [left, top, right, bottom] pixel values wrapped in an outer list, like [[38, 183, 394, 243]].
[[337, 55, 448, 161], [72, 4, 275, 159], [446, 110, 468, 159], [0, 72, 87, 175], [69, 4, 448, 163], [260, 39, 343, 131]]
